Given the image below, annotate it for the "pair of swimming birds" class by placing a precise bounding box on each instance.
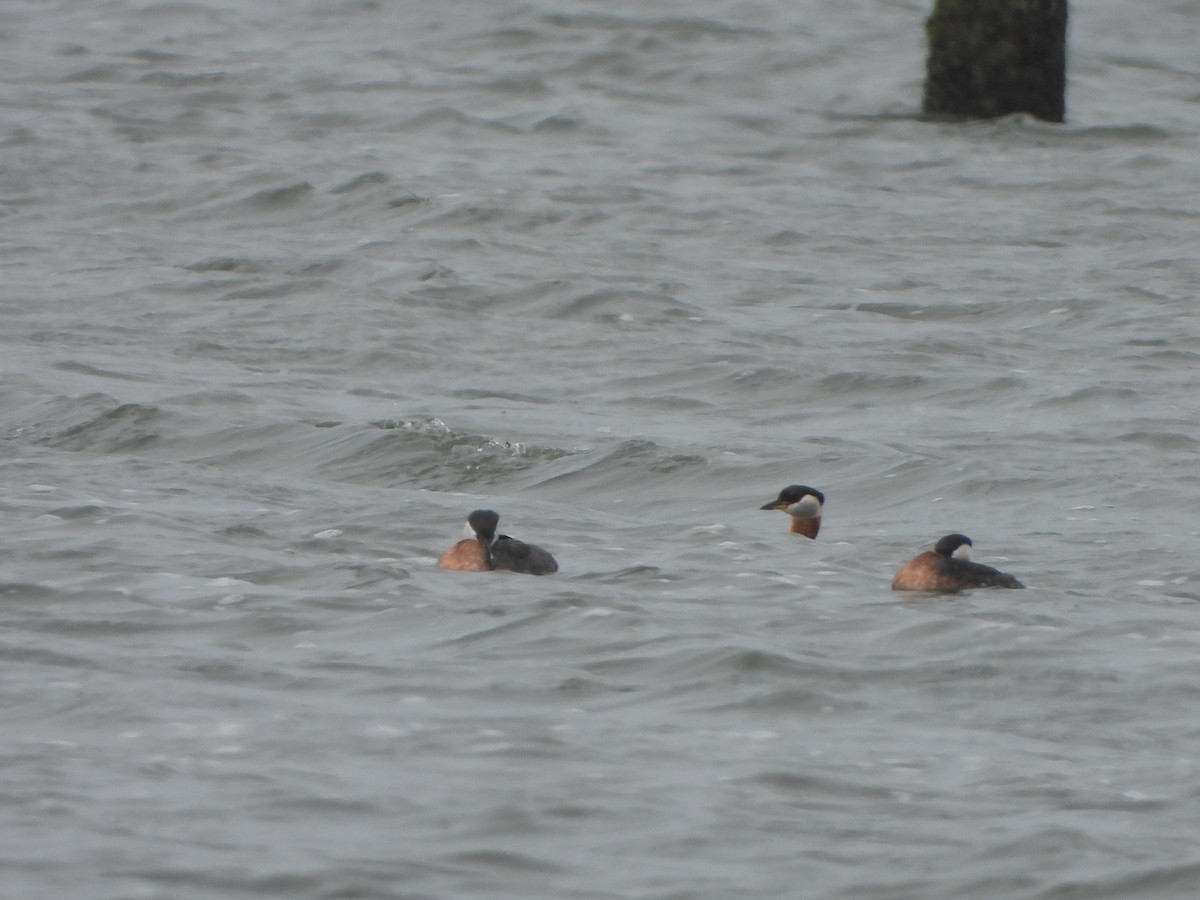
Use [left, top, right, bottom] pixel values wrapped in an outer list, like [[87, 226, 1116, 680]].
[[437, 484, 1025, 592], [760, 484, 1024, 591]]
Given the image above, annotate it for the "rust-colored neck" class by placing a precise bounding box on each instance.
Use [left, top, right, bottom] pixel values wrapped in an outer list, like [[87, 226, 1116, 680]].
[[789, 516, 820, 539]]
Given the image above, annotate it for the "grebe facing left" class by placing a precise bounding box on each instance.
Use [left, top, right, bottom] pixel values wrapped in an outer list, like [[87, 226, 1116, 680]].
[[891, 533, 1024, 592], [436, 509, 558, 575], [760, 485, 824, 538]]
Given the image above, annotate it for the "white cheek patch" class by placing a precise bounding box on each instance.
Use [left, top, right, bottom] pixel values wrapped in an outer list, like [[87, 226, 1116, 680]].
[[462, 521, 477, 539], [787, 496, 822, 519], [951, 543, 973, 561]]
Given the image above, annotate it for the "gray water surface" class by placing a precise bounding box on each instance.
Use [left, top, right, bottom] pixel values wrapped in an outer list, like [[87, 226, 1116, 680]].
[[4, 1, 1200, 897]]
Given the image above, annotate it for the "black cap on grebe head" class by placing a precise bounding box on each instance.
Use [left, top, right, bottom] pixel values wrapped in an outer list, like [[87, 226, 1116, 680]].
[[760, 485, 825, 512], [934, 533, 973, 559], [467, 509, 499, 542]]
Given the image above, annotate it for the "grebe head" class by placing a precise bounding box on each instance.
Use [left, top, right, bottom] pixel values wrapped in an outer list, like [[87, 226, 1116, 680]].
[[760, 484, 824, 538], [760, 485, 824, 519], [465, 509, 499, 543], [934, 533, 973, 561]]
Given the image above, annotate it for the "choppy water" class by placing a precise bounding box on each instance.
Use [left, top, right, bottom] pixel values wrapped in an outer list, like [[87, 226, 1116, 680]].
[[4, 1, 1200, 897]]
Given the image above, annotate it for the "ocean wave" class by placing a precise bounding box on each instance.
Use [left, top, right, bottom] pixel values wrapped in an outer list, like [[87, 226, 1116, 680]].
[[23, 393, 170, 453]]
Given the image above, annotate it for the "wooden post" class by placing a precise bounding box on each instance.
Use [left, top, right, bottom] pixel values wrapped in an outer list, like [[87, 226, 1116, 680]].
[[922, 0, 1068, 123]]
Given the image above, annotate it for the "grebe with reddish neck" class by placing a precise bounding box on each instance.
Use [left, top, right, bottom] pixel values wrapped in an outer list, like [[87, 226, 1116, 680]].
[[437, 509, 558, 575], [759, 485, 824, 539], [891, 533, 1024, 592]]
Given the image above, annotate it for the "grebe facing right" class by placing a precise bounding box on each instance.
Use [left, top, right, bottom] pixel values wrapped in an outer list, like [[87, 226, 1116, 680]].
[[891, 533, 1024, 592], [437, 509, 558, 575], [760, 485, 824, 538]]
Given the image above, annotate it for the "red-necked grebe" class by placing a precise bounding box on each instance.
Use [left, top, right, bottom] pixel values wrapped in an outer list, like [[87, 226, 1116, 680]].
[[891, 533, 1024, 592], [759, 485, 824, 539], [437, 509, 558, 575]]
